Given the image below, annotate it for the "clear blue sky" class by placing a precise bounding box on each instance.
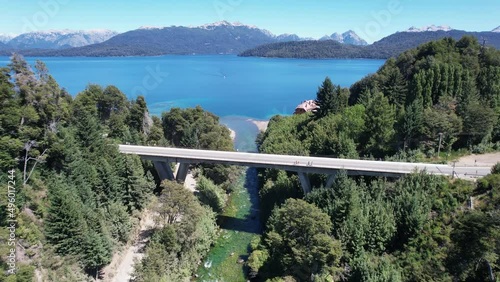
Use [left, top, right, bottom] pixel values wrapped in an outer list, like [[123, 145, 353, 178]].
[[1, 0, 498, 43]]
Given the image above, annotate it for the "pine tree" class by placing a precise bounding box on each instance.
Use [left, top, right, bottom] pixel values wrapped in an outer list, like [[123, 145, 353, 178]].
[[80, 230, 112, 279], [45, 178, 88, 255], [94, 159, 121, 206], [363, 92, 396, 156], [120, 155, 153, 212], [315, 77, 337, 118], [401, 97, 424, 149]]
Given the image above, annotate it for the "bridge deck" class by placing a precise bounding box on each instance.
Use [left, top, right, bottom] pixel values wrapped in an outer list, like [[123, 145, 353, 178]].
[[119, 145, 491, 179]]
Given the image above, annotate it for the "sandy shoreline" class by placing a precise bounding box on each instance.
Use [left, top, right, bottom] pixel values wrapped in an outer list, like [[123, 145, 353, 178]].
[[248, 119, 269, 132], [228, 128, 236, 140], [225, 119, 269, 142]]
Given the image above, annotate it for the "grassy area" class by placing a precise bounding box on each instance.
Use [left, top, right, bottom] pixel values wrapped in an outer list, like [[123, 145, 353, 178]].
[[196, 168, 261, 282]]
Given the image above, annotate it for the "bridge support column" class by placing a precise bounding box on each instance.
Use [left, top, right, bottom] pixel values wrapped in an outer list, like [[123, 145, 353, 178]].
[[325, 171, 338, 189], [298, 172, 312, 194], [176, 163, 189, 183], [153, 161, 175, 181]]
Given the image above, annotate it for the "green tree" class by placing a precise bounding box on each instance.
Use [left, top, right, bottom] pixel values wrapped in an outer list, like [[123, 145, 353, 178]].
[[393, 173, 436, 247], [378, 58, 407, 108], [363, 92, 396, 156], [135, 180, 217, 281], [448, 211, 500, 281], [80, 230, 112, 279], [106, 201, 132, 243], [120, 155, 153, 212], [195, 176, 227, 213], [421, 103, 463, 152], [350, 252, 403, 282], [315, 77, 348, 118], [263, 199, 342, 280], [45, 178, 87, 255], [461, 101, 497, 145], [401, 97, 424, 149]]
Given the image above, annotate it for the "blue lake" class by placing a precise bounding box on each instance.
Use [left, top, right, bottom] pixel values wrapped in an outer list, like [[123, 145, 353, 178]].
[[0, 55, 384, 150], [0, 55, 383, 119]]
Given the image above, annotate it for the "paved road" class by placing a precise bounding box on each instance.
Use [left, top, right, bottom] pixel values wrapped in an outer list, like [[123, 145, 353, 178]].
[[119, 145, 492, 179]]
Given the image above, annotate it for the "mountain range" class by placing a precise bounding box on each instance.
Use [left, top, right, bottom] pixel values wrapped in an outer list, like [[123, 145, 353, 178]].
[[0, 21, 368, 56], [2, 29, 118, 49], [0, 22, 498, 58]]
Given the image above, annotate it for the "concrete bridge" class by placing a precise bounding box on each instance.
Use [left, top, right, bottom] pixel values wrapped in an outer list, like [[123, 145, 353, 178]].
[[119, 145, 492, 193]]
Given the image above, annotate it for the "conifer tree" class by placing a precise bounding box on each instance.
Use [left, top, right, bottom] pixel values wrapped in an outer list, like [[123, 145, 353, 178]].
[[45, 178, 88, 255], [120, 155, 153, 212], [315, 77, 346, 118], [363, 92, 396, 156], [80, 230, 112, 279]]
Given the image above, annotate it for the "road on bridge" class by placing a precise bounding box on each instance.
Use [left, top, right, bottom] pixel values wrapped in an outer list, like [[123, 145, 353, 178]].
[[119, 145, 492, 179]]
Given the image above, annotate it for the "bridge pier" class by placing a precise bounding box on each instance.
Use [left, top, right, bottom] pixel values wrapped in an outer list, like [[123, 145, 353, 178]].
[[153, 161, 175, 181], [153, 160, 191, 184], [298, 171, 338, 194], [176, 163, 189, 183], [298, 172, 312, 194], [325, 171, 338, 189]]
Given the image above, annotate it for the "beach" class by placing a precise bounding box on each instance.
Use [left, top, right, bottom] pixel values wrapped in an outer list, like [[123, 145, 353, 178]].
[[248, 119, 269, 132]]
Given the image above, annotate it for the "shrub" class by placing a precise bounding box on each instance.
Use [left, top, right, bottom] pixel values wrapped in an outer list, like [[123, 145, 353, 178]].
[[195, 176, 227, 213], [491, 162, 500, 175]]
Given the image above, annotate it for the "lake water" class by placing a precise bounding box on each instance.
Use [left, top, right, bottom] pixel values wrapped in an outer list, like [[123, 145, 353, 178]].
[[0, 55, 383, 118], [0, 55, 384, 150]]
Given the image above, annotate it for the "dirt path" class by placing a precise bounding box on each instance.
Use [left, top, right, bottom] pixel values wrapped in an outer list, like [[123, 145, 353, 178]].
[[103, 210, 155, 282], [452, 152, 500, 167], [105, 168, 198, 281], [184, 169, 197, 192]]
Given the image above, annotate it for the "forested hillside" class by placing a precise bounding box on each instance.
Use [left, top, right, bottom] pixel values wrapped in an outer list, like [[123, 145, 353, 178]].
[[240, 30, 500, 59], [251, 36, 500, 281], [0, 55, 235, 281]]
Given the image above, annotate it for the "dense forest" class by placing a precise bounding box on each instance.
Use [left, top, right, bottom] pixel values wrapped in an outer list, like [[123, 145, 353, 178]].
[[250, 36, 500, 281], [240, 30, 500, 59], [0, 54, 236, 281]]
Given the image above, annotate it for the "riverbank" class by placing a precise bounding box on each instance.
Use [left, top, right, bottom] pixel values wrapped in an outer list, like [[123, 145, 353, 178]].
[[196, 168, 261, 281]]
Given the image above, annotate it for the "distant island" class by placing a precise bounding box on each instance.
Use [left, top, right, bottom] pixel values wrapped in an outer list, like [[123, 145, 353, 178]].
[[240, 29, 500, 59]]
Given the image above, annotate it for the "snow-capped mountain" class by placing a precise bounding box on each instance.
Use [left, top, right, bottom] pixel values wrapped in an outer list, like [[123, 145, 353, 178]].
[[0, 34, 14, 43], [492, 26, 500, 33], [138, 21, 303, 43], [138, 26, 162, 30], [406, 25, 453, 32], [198, 21, 278, 38], [276, 34, 302, 42], [8, 29, 119, 49], [200, 21, 258, 30], [320, 30, 368, 45]]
